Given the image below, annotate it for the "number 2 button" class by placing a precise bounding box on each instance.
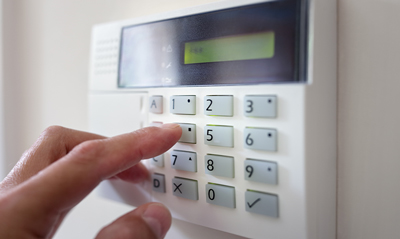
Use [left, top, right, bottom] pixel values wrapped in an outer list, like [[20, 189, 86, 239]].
[[204, 95, 233, 117]]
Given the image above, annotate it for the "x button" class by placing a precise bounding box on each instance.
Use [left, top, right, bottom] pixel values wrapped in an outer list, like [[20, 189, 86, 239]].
[[173, 183, 182, 193], [172, 177, 198, 201]]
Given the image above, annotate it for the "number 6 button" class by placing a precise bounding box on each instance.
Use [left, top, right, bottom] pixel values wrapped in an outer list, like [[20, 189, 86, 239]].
[[244, 127, 277, 151]]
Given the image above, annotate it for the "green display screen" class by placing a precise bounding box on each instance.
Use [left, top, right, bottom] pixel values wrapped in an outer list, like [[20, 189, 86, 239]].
[[184, 32, 275, 64]]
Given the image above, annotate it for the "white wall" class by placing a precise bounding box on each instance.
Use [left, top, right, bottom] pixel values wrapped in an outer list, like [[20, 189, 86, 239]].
[[1, 0, 400, 238], [337, 1, 400, 238], [0, 0, 5, 180]]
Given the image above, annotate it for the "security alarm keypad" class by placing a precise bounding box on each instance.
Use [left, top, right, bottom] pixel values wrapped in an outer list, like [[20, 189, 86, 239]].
[[90, 0, 337, 238], [150, 94, 280, 217]]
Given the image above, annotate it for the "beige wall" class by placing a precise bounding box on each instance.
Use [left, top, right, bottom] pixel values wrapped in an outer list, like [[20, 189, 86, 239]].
[[1, 0, 400, 238], [337, 0, 400, 238]]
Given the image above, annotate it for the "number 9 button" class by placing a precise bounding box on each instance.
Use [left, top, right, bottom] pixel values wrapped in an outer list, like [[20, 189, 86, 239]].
[[244, 159, 278, 185]]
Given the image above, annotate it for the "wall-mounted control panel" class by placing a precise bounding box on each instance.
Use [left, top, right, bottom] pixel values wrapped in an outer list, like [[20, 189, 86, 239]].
[[88, 0, 337, 238]]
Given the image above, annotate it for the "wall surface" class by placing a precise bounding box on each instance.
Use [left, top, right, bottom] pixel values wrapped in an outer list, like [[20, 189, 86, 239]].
[[0, 0, 5, 179], [337, 0, 400, 238], [1, 0, 400, 238]]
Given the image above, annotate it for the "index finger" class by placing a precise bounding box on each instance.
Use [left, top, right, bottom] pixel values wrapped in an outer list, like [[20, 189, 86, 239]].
[[10, 123, 182, 213]]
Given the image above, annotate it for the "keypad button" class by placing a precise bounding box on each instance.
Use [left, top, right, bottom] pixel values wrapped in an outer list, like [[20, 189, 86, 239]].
[[244, 159, 277, 185], [244, 127, 277, 151], [172, 177, 198, 200], [149, 95, 163, 114], [206, 184, 236, 208], [170, 95, 196, 115], [204, 95, 233, 116], [245, 190, 279, 218], [152, 173, 166, 193], [177, 123, 196, 144], [151, 154, 164, 168], [170, 150, 197, 172], [244, 95, 277, 118], [204, 154, 234, 178], [204, 125, 234, 147]]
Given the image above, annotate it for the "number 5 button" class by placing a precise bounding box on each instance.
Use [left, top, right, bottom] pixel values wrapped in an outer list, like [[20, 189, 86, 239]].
[[204, 125, 234, 147], [244, 127, 277, 151]]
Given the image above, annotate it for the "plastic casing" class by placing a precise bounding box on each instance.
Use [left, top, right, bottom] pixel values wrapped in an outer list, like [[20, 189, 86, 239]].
[[88, 0, 337, 238]]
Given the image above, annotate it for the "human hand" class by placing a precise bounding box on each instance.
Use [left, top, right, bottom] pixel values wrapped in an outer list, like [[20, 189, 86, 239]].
[[0, 124, 182, 239]]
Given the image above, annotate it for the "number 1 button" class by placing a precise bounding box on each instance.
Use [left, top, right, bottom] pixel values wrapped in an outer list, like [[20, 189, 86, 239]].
[[170, 95, 196, 115]]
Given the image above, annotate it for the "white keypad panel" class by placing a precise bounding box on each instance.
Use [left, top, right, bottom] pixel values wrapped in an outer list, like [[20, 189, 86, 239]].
[[244, 159, 278, 185], [150, 154, 164, 168], [244, 127, 277, 151], [177, 123, 196, 144], [204, 125, 234, 147], [205, 154, 234, 178], [172, 177, 198, 201], [204, 95, 233, 116], [170, 95, 196, 115], [149, 95, 163, 114], [170, 150, 197, 172], [244, 95, 277, 118], [149, 92, 282, 219], [206, 183, 236, 208]]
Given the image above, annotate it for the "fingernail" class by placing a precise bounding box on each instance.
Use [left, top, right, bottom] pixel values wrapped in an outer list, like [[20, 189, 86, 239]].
[[160, 123, 180, 129], [142, 203, 171, 238]]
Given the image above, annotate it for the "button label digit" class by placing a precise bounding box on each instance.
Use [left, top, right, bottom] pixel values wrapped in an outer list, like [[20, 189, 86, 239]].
[[206, 129, 213, 141], [207, 159, 214, 171], [246, 165, 254, 178], [246, 100, 254, 113], [172, 154, 178, 165], [246, 133, 254, 146], [206, 99, 213, 111], [208, 189, 216, 200]]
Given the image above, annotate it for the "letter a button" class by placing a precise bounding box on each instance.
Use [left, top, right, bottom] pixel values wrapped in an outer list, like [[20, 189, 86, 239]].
[[149, 96, 163, 114]]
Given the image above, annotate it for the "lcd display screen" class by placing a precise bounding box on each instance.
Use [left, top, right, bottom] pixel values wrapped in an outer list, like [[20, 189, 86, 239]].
[[118, 0, 305, 88], [184, 32, 275, 64]]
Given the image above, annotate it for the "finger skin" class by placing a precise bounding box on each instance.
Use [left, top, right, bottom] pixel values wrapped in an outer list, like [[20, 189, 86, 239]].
[[0, 126, 106, 192], [96, 203, 172, 239], [0, 124, 181, 238]]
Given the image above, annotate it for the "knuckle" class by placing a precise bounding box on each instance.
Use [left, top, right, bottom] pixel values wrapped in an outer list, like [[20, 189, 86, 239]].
[[41, 125, 66, 137]]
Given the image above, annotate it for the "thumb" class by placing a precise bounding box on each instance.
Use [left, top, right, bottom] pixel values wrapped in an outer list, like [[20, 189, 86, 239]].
[[95, 203, 172, 239]]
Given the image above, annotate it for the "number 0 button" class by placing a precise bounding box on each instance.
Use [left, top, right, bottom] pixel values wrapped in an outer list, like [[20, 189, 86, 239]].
[[244, 127, 277, 151], [206, 184, 236, 208], [204, 125, 234, 147]]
